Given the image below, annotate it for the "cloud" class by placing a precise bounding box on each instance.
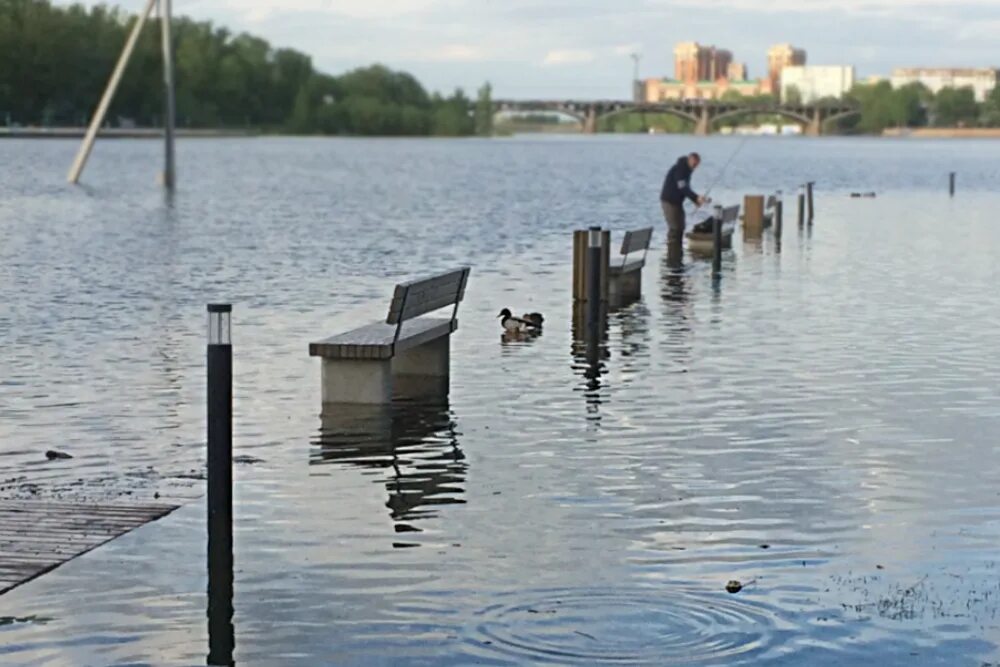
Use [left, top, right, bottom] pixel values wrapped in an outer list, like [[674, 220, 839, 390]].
[[419, 44, 487, 62], [612, 44, 643, 57], [51, 0, 1000, 99], [543, 49, 596, 66]]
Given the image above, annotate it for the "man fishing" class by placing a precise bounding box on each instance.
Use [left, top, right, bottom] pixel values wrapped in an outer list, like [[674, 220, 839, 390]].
[[660, 152, 708, 244]]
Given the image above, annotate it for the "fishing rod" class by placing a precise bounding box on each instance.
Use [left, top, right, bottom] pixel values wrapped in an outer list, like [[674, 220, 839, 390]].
[[691, 133, 752, 212]]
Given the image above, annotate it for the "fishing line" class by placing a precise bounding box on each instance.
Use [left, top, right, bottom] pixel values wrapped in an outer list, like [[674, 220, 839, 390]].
[[691, 133, 751, 212]]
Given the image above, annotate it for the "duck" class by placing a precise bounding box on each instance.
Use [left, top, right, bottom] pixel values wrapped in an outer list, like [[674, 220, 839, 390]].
[[498, 308, 544, 333]]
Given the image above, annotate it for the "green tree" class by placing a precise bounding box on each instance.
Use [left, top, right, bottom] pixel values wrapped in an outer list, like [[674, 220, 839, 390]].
[[933, 86, 979, 127], [0, 0, 479, 136], [474, 82, 493, 136], [783, 85, 803, 105], [981, 85, 1000, 127]]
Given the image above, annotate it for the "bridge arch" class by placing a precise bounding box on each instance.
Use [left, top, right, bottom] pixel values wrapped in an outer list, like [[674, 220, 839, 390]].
[[823, 109, 861, 126], [492, 103, 587, 126], [711, 107, 811, 128], [597, 105, 700, 127]]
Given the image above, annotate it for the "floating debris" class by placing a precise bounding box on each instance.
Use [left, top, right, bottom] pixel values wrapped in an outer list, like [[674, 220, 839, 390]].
[[726, 580, 743, 594], [44, 450, 72, 460]]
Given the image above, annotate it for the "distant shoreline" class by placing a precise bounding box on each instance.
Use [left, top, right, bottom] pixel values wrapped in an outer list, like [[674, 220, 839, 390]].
[[0, 127, 257, 139], [882, 128, 1000, 139]]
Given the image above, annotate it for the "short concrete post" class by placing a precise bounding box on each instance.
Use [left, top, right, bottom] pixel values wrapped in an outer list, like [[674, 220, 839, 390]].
[[806, 181, 815, 222], [949, 172, 956, 197], [712, 205, 723, 276], [206, 304, 234, 667], [587, 227, 602, 340], [744, 195, 765, 239]]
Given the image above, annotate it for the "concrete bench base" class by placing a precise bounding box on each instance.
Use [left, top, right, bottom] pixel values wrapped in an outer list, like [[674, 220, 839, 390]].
[[687, 232, 733, 254], [319, 332, 451, 405], [608, 258, 644, 308]]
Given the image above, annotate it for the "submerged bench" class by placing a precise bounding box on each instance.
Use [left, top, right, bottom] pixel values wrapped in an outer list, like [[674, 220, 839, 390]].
[[687, 205, 740, 253], [309, 267, 471, 405], [608, 227, 652, 306]]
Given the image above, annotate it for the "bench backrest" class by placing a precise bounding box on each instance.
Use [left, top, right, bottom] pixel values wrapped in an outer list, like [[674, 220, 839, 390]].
[[620, 227, 653, 257], [387, 267, 471, 327]]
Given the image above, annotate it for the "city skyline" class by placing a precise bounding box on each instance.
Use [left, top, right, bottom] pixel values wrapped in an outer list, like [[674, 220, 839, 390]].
[[53, 0, 1000, 98]]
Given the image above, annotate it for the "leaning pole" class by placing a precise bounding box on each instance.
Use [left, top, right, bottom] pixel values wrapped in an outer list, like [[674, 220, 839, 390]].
[[67, 0, 175, 189], [160, 0, 176, 189]]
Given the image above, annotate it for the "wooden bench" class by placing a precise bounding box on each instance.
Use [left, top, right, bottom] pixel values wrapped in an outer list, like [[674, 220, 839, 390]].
[[687, 205, 740, 253], [608, 227, 652, 306], [309, 267, 471, 405]]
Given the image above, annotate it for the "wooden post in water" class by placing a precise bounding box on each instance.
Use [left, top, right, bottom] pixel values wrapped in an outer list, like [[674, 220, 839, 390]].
[[744, 195, 765, 239], [712, 205, 723, 276], [797, 187, 806, 227], [160, 0, 177, 189], [806, 181, 815, 222], [206, 304, 234, 667], [949, 172, 956, 197], [67, 0, 157, 184]]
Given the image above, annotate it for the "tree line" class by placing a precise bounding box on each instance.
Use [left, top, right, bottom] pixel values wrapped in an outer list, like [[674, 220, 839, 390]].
[[0, 0, 494, 136], [842, 80, 1000, 133]]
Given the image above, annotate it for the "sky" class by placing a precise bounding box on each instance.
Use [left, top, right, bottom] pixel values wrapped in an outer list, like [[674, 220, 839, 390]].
[[57, 0, 1000, 99]]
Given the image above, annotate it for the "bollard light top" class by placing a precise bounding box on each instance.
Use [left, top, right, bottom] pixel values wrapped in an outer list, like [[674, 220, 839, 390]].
[[207, 304, 232, 345], [588, 227, 602, 247]]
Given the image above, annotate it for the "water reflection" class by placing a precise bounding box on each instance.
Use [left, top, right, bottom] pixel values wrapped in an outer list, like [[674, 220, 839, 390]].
[[500, 328, 543, 348], [312, 401, 465, 541], [571, 303, 610, 421], [659, 252, 694, 371]]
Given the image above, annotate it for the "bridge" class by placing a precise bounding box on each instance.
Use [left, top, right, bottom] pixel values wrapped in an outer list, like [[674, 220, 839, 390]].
[[492, 99, 860, 136]]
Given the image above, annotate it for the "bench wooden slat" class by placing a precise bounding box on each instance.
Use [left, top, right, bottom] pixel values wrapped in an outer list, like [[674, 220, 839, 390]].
[[310, 318, 456, 360], [386, 267, 469, 324], [608, 257, 645, 276], [620, 227, 653, 256]]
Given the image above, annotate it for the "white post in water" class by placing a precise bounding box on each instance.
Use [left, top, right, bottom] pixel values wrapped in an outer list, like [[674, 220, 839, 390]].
[[67, 0, 156, 184], [160, 0, 176, 189]]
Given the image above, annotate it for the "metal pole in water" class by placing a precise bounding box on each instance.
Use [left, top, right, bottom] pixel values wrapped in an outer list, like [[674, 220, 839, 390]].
[[206, 304, 234, 667], [775, 193, 783, 240], [160, 0, 177, 189], [949, 172, 956, 197], [807, 181, 815, 223], [587, 227, 602, 340], [797, 186, 805, 228], [67, 0, 157, 184], [712, 205, 723, 276]]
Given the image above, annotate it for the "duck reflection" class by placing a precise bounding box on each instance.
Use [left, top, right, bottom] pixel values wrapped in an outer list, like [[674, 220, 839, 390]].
[[500, 328, 543, 347], [312, 400, 465, 540]]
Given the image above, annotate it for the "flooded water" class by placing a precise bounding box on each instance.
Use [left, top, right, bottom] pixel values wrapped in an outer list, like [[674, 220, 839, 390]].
[[2, 135, 1000, 665]]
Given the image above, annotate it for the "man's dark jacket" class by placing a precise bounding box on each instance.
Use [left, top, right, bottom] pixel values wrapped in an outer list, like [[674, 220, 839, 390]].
[[660, 156, 699, 205]]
